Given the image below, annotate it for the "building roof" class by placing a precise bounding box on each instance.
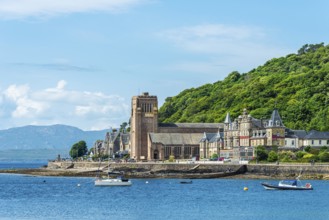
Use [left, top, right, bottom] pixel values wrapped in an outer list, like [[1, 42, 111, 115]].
[[200, 132, 216, 142], [285, 129, 308, 139], [120, 133, 130, 144], [149, 133, 203, 145], [268, 109, 284, 127], [200, 131, 223, 143], [251, 118, 263, 128], [159, 123, 223, 129], [224, 112, 232, 124], [104, 131, 120, 144], [209, 132, 223, 143], [304, 130, 329, 139]]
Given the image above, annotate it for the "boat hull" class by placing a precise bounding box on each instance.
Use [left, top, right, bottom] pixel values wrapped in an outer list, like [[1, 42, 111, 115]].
[[180, 180, 193, 184], [261, 182, 313, 190], [95, 179, 132, 186]]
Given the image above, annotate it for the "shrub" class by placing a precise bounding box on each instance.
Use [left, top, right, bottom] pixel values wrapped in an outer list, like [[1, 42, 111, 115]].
[[319, 152, 329, 162], [267, 151, 278, 162]]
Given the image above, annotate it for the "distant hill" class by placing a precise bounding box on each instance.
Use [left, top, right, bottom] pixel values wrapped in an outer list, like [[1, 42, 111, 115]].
[[0, 124, 108, 161], [159, 43, 329, 132]]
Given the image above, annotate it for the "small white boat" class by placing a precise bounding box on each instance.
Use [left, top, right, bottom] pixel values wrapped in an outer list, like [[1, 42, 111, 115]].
[[95, 176, 132, 186], [261, 179, 313, 190]]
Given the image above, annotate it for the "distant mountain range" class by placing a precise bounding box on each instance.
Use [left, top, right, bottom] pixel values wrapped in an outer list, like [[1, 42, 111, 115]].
[[0, 124, 108, 161]]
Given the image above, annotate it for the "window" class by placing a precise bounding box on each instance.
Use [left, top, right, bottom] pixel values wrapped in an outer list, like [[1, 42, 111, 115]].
[[319, 140, 322, 145], [292, 140, 295, 146], [311, 140, 314, 145]]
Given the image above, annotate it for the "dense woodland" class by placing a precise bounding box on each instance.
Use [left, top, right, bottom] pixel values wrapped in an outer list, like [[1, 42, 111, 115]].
[[158, 43, 329, 131]]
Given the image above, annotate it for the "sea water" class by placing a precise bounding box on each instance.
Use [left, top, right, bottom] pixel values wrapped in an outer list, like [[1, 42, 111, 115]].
[[0, 161, 47, 170], [0, 165, 328, 220]]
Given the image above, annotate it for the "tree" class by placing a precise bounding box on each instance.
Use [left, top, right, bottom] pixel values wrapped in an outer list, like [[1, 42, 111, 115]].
[[211, 153, 218, 159], [69, 140, 88, 159], [304, 146, 311, 153], [256, 146, 268, 161], [267, 151, 278, 162], [120, 122, 128, 133], [319, 152, 329, 162]]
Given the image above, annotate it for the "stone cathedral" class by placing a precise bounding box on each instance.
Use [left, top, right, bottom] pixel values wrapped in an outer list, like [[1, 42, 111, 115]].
[[130, 92, 220, 161]]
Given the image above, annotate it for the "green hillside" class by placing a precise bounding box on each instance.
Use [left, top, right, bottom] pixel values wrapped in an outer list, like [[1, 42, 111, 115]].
[[159, 43, 329, 131]]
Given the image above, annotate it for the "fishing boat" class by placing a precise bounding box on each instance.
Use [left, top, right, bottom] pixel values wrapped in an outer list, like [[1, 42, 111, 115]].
[[261, 179, 313, 190], [94, 176, 132, 186]]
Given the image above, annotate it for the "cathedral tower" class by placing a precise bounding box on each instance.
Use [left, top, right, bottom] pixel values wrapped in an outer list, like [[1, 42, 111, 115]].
[[130, 92, 158, 160]]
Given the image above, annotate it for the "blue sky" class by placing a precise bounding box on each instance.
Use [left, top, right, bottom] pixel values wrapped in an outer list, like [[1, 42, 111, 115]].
[[0, 0, 328, 131]]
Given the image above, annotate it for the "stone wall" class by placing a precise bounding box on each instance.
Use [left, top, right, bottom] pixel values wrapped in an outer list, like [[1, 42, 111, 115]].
[[48, 161, 329, 178], [247, 164, 329, 178]]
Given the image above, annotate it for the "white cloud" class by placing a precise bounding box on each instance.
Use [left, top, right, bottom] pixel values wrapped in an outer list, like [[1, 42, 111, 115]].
[[0, 80, 129, 130], [0, 0, 149, 19], [158, 24, 292, 74], [56, 80, 67, 90], [4, 84, 30, 101], [3, 84, 48, 118]]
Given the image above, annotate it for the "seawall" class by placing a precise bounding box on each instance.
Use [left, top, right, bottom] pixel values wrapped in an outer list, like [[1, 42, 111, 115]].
[[47, 161, 329, 179]]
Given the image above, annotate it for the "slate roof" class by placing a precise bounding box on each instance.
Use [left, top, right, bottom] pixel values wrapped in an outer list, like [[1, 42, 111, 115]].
[[149, 133, 203, 145], [251, 118, 263, 128], [289, 130, 308, 138], [209, 132, 224, 143], [268, 109, 284, 127], [120, 133, 130, 144], [200, 132, 217, 142], [224, 113, 232, 124], [105, 131, 120, 143], [200, 131, 223, 143], [159, 123, 223, 129], [304, 130, 329, 139]]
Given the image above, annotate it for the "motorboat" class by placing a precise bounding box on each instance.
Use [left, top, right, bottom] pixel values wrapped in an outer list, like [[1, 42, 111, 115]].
[[180, 180, 193, 184], [261, 179, 313, 190], [95, 176, 132, 186]]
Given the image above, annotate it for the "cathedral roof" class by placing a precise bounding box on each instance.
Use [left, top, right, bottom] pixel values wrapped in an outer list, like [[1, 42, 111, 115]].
[[159, 123, 223, 129], [149, 133, 203, 145]]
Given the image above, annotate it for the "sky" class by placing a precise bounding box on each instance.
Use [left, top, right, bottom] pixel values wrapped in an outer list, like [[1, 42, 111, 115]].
[[0, 0, 329, 131]]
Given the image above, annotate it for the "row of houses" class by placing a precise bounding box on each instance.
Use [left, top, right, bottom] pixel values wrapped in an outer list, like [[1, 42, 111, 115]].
[[93, 92, 329, 161]]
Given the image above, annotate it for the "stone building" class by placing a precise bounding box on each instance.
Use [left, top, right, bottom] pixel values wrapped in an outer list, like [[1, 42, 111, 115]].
[[303, 130, 329, 147], [106, 92, 329, 162], [199, 131, 224, 159], [222, 108, 286, 160], [130, 92, 159, 160], [130, 92, 221, 161], [223, 108, 285, 149]]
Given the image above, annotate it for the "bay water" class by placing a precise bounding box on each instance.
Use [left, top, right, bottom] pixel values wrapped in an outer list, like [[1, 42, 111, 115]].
[[0, 162, 328, 220]]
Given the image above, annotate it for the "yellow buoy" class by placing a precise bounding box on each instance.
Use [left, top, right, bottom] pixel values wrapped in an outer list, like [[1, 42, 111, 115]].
[[244, 187, 248, 191]]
